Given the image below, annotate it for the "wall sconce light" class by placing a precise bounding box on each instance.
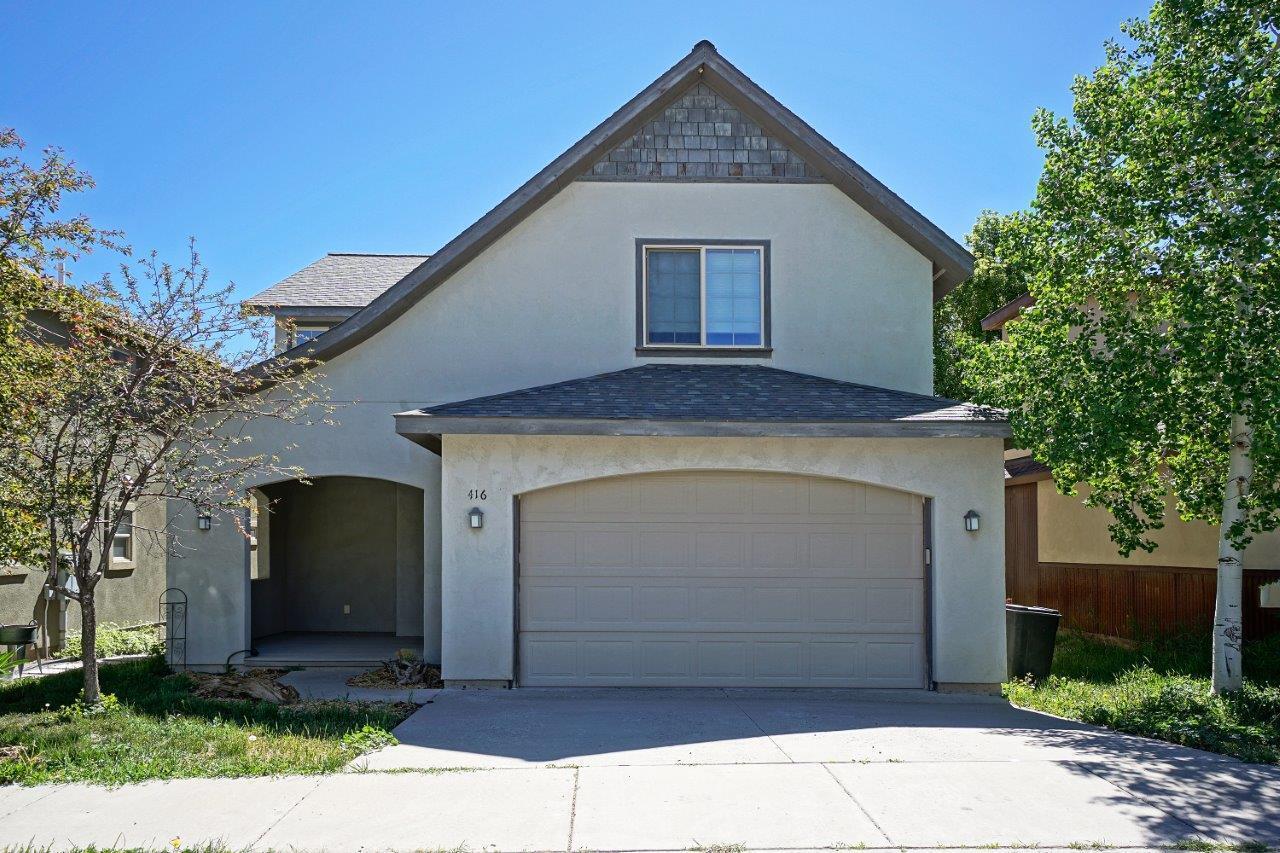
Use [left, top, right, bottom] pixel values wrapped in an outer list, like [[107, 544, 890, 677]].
[[197, 511, 212, 531], [468, 507, 484, 529], [963, 509, 980, 532]]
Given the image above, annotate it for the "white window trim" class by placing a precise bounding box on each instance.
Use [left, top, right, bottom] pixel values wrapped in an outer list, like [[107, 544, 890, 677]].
[[641, 243, 767, 349], [111, 509, 134, 563]]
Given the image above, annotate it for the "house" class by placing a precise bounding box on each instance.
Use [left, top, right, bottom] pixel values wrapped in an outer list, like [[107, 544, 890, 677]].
[[174, 41, 1010, 691], [984, 295, 1280, 639], [1, 308, 168, 655]]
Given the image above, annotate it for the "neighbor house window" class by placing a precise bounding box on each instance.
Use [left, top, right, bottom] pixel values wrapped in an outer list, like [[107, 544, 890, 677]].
[[111, 510, 133, 562], [641, 243, 768, 349], [291, 324, 330, 346]]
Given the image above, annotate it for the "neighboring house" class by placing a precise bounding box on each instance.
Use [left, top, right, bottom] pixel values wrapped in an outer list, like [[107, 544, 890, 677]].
[[176, 41, 1010, 691], [984, 296, 1280, 639], [0, 309, 168, 653]]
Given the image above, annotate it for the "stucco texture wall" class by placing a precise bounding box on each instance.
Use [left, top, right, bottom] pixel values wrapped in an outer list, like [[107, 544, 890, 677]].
[[1037, 480, 1280, 570], [0, 496, 167, 649], [440, 434, 1007, 687], [174, 180, 938, 668]]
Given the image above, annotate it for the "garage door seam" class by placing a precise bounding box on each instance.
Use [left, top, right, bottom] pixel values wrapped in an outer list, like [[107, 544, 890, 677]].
[[1069, 760, 1205, 838], [721, 688, 796, 763], [819, 761, 896, 847]]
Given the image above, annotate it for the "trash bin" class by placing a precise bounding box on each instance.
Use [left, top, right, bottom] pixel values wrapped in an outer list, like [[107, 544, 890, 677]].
[[1006, 604, 1060, 682]]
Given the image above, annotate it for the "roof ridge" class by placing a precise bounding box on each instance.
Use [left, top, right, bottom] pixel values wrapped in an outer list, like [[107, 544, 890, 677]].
[[326, 252, 432, 258]]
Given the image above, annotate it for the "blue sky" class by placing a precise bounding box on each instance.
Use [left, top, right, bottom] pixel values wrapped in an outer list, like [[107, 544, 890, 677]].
[[2, 1, 1150, 302]]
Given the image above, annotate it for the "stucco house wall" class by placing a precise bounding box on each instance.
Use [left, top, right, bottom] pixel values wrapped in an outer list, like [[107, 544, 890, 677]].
[[171, 180, 938, 670], [440, 433, 1007, 687], [0, 495, 167, 651], [1037, 480, 1280, 570]]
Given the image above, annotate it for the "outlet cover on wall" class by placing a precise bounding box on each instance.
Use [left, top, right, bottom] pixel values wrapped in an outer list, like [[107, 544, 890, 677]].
[[343, 604, 351, 615]]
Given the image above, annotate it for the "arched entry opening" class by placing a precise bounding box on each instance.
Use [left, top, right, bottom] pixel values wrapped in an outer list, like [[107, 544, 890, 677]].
[[250, 476, 424, 664]]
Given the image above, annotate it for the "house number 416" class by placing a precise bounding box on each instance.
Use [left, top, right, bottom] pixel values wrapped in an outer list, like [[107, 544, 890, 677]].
[[467, 488, 487, 501]]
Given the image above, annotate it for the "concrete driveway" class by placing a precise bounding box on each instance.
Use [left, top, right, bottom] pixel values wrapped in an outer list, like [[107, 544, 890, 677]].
[[3, 688, 1278, 851]]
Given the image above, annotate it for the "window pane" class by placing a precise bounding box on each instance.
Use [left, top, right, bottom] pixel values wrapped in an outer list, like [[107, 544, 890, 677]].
[[112, 511, 132, 560], [646, 250, 701, 344], [705, 249, 761, 346], [294, 326, 327, 345]]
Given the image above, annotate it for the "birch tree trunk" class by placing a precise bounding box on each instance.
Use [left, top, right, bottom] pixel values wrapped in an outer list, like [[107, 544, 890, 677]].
[[1212, 411, 1251, 694]]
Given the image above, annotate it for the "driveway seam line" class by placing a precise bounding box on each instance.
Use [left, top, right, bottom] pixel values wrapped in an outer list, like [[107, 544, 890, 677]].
[[566, 766, 580, 852], [820, 761, 896, 848], [249, 775, 325, 850], [720, 688, 795, 763], [1069, 760, 1207, 840]]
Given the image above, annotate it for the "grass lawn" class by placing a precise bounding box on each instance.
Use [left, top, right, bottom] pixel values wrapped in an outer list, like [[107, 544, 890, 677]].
[[0, 656, 414, 786], [1005, 630, 1280, 764]]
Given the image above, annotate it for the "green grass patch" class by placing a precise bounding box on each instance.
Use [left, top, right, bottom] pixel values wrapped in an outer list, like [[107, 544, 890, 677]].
[[1005, 631, 1280, 764], [0, 656, 414, 786], [56, 622, 164, 660]]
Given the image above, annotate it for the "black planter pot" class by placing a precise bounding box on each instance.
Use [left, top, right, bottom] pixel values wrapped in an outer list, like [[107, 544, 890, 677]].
[[0, 623, 38, 646]]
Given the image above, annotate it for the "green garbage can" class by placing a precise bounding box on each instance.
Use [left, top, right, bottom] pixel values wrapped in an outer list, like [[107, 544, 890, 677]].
[[1006, 604, 1060, 682]]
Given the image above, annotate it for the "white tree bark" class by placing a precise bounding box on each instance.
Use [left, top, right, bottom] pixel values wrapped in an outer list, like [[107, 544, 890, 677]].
[[1212, 411, 1251, 694]]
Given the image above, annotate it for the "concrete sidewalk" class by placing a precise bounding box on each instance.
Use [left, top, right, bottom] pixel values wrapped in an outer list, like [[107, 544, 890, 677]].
[[1, 690, 1277, 851]]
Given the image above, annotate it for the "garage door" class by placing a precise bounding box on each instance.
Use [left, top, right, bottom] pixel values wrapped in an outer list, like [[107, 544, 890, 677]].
[[517, 471, 926, 687]]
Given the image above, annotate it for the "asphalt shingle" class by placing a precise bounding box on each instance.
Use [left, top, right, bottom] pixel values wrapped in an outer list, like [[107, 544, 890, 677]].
[[417, 364, 1004, 424], [243, 253, 429, 309]]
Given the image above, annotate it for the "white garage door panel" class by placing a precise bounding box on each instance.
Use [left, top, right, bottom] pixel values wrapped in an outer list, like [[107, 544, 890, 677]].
[[519, 632, 924, 687], [518, 472, 925, 688], [520, 579, 924, 633]]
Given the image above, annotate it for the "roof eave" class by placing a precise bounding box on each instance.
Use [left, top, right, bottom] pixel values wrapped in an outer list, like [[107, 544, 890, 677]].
[[394, 412, 1012, 445], [981, 293, 1036, 331]]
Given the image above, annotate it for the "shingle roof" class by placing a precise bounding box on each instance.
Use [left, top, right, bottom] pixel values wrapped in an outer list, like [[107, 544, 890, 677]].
[[243, 253, 429, 310], [417, 364, 1004, 424], [1005, 455, 1051, 481]]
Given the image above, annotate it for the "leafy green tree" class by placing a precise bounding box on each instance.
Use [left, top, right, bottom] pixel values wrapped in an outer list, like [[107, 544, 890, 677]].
[[933, 210, 1034, 401], [0, 130, 331, 702], [975, 1, 1280, 693]]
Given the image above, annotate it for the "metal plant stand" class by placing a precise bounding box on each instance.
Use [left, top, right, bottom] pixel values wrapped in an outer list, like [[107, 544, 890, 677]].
[[159, 588, 187, 671]]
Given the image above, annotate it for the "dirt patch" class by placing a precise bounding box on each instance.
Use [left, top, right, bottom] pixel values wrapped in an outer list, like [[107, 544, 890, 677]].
[[347, 663, 443, 690], [189, 669, 300, 704]]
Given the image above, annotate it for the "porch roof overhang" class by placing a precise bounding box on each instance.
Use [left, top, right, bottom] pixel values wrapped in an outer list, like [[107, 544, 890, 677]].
[[394, 364, 1011, 453]]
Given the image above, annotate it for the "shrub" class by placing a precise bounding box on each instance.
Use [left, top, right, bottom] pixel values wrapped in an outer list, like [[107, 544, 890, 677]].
[[57, 622, 163, 660], [340, 724, 398, 754]]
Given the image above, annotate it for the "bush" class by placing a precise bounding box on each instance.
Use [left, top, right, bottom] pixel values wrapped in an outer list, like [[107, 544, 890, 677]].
[[0, 657, 415, 785], [1006, 632, 1280, 764], [57, 622, 163, 660]]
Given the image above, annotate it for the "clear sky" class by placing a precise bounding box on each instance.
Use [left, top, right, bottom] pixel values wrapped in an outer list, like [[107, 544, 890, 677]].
[[2, 1, 1151, 302]]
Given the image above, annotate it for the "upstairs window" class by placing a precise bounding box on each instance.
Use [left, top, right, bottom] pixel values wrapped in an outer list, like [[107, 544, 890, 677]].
[[111, 509, 133, 562], [641, 243, 768, 349]]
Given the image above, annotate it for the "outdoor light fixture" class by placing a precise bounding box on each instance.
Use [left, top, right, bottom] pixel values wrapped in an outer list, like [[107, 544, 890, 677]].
[[197, 512, 212, 531], [963, 509, 980, 532], [468, 507, 484, 529]]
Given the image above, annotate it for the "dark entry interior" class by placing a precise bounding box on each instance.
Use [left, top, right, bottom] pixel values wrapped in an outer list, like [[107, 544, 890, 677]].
[[251, 476, 424, 642]]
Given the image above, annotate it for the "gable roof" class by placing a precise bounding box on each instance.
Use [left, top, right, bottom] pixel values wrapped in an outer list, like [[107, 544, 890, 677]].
[[243, 253, 430, 311], [394, 364, 1009, 447], [258, 41, 973, 371]]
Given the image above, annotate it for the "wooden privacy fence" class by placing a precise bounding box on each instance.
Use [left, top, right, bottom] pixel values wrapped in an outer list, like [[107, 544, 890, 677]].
[[1006, 482, 1280, 640]]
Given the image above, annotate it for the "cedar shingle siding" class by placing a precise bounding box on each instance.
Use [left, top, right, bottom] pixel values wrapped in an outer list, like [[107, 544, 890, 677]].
[[583, 83, 827, 181]]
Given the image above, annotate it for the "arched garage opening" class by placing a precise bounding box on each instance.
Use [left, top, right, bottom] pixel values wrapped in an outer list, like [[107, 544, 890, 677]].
[[250, 476, 424, 663], [516, 469, 928, 688]]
